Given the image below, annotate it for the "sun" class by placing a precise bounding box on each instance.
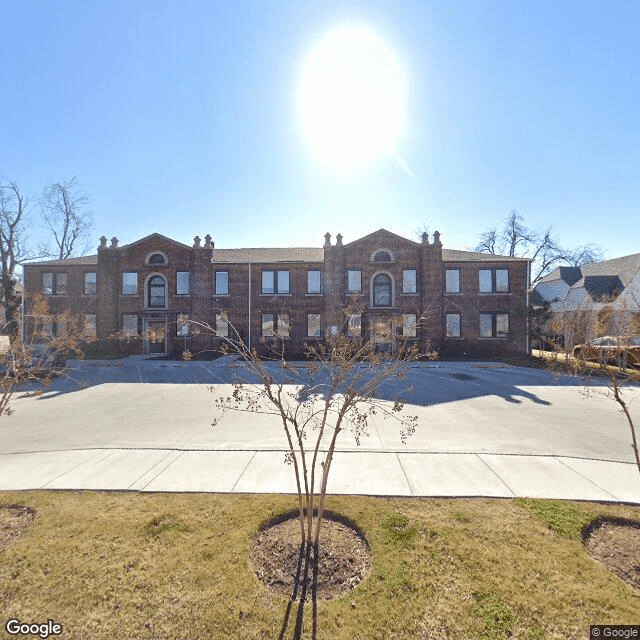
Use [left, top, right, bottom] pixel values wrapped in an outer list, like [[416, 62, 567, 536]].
[[298, 26, 406, 170]]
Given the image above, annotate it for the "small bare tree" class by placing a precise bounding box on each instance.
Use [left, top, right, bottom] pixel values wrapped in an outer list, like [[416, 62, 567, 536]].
[[544, 295, 640, 476], [0, 294, 95, 418], [40, 178, 93, 260], [192, 303, 434, 639]]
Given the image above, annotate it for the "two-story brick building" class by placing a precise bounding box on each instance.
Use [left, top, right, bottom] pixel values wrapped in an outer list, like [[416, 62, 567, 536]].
[[23, 228, 530, 356]]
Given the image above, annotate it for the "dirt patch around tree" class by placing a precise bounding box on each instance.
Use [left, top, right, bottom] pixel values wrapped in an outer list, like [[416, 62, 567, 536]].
[[0, 505, 36, 550], [583, 516, 640, 591], [251, 510, 371, 600]]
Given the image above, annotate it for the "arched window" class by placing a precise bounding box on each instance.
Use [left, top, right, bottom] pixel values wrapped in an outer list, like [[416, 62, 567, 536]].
[[373, 273, 392, 306], [148, 253, 166, 265], [373, 250, 392, 262], [148, 275, 166, 308]]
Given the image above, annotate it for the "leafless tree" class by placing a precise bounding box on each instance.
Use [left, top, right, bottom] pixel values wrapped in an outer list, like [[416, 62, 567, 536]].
[[0, 293, 95, 418], [0, 178, 47, 335], [40, 177, 93, 260], [473, 210, 604, 284], [191, 303, 434, 639]]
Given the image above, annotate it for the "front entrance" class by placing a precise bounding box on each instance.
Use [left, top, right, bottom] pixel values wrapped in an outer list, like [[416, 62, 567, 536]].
[[143, 318, 166, 354], [370, 318, 393, 344]]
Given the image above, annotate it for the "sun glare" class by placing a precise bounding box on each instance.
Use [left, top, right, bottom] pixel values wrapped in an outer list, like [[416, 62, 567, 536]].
[[298, 26, 406, 170]]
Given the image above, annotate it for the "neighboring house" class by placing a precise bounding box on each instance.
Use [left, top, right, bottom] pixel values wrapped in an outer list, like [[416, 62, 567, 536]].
[[22, 229, 530, 356], [533, 253, 640, 345]]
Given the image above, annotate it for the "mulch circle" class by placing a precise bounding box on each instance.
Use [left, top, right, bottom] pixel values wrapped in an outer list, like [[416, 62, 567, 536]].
[[0, 505, 36, 550], [582, 516, 640, 591], [251, 510, 372, 600]]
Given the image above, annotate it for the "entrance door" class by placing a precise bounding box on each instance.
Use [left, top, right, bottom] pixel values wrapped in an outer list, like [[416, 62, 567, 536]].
[[370, 318, 393, 344], [144, 319, 166, 354]]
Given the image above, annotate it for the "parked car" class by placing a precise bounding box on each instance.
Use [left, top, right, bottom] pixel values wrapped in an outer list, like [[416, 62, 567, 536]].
[[571, 336, 640, 367]]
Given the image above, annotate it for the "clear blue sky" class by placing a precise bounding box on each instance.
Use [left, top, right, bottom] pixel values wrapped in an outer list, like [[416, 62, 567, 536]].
[[1, 0, 639, 259]]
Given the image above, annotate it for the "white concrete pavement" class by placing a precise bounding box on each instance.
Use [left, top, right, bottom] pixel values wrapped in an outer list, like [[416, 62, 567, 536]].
[[0, 357, 638, 503]]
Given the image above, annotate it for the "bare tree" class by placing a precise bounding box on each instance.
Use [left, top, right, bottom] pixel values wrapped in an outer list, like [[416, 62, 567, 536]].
[[473, 210, 604, 284], [0, 293, 95, 418], [0, 178, 46, 335], [192, 303, 434, 639], [40, 178, 93, 260]]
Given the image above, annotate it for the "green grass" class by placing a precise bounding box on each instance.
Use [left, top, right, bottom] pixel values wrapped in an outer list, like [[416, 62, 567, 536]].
[[0, 492, 638, 640]]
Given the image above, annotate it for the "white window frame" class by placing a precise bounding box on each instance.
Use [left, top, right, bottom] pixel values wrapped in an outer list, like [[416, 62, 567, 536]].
[[215, 313, 229, 338], [84, 272, 97, 295], [215, 271, 229, 295], [347, 314, 361, 338], [445, 269, 460, 294], [307, 270, 322, 294], [347, 270, 362, 293], [307, 313, 321, 338], [446, 313, 461, 338], [402, 270, 417, 294], [122, 314, 138, 337], [122, 272, 138, 295], [402, 313, 417, 337], [176, 271, 190, 295]]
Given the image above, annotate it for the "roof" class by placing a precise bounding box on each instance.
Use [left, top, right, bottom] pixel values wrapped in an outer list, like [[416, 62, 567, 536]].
[[121, 232, 192, 250], [539, 253, 640, 287], [344, 228, 420, 247], [24, 254, 98, 267], [583, 275, 624, 302], [211, 247, 324, 263], [442, 249, 527, 262]]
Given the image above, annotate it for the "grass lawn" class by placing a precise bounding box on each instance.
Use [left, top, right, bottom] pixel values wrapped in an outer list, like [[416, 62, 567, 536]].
[[0, 492, 638, 639]]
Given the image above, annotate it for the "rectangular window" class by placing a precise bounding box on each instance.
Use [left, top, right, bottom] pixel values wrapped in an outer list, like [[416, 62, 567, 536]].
[[347, 314, 361, 337], [307, 270, 321, 293], [479, 313, 509, 338], [262, 271, 275, 294], [215, 313, 229, 338], [262, 313, 275, 336], [277, 313, 290, 337], [402, 270, 417, 294], [347, 270, 361, 293], [479, 270, 493, 293], [496, 313, 509, 337], [261, 270, 290, 294], [84, 314, 97, 340], [402, 313, 417, 337], [479, 269, 509, 293], [277, 270, 290, 294], [122, 272, 137, 295], [307, 313, 321, 337], [261, 313, 289, 337], [122, 314, 138, 337], [42, 273, 53, 295], [84, 272, 97, 295], [495, 269, 509, 293], [445, 269, 460, 293], [446, 313, 461, 338], [215, 271, 229, 295], [177, 314, 189, 336], [55, 273, 67, 295], [176, 271, 190, 295]]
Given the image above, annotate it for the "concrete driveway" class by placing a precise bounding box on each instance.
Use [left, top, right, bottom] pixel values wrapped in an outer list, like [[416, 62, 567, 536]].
[[1, 357, 639, 502]]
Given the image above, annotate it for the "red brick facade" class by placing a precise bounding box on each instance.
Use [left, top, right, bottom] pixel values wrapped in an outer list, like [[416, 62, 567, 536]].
[[23, 229, 530, 356]]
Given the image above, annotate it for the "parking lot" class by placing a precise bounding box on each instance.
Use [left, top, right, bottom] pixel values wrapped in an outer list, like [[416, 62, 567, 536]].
[[1, 357, 639, 501]]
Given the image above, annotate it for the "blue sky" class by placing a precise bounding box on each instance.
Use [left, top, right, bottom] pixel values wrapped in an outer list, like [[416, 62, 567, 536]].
[[1, 0, 639, 259]]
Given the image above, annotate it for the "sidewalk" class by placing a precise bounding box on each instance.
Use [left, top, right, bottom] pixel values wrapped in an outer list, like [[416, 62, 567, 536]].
[[1, 447, 638, 503]]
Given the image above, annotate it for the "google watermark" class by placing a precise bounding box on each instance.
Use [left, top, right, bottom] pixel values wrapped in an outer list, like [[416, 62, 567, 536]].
[[591, 626, 640, 639], [4, 619, 62, 638]]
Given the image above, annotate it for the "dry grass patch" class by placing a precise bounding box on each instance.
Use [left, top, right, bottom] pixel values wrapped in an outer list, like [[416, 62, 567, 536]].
[[0, 492, 638, 640]]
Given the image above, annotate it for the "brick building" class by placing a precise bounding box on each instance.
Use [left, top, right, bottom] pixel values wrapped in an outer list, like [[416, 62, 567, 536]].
[[23, 228, 530, 356]]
